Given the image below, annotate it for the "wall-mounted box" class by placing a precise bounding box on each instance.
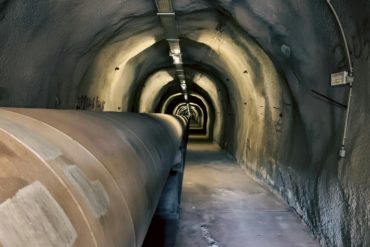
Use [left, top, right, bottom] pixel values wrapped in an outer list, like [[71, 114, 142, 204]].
[[331, 71, 353, 86]]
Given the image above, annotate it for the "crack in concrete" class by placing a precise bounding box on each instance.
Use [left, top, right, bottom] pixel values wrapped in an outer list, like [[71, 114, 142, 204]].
[[200, 224, 221, 247]]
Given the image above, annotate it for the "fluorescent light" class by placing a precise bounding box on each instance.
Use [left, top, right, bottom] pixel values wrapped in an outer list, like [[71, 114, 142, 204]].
[[171, 53, 182, 64]]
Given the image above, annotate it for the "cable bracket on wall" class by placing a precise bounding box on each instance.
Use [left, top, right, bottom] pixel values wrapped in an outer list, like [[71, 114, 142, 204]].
[[327, 0, 355, 158]]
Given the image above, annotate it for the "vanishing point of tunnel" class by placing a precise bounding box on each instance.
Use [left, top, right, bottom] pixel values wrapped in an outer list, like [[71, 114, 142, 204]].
[[0, 0, 369, 247]]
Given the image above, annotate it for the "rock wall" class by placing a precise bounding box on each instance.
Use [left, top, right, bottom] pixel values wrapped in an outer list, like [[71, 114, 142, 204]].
[[0, 0, 369, 246]]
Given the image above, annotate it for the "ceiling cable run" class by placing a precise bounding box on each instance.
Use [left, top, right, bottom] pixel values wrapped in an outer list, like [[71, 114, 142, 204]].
[[154, 0, 190, 116]]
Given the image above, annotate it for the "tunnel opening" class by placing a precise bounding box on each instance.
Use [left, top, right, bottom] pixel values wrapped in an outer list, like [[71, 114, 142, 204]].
[[161, 93, 211, 139], [135, 63, 230, 145], [175, 103, 204, 133]]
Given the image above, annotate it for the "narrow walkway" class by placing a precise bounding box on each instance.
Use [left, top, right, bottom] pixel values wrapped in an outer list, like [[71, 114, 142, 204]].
[[175, 143, 320, 247]]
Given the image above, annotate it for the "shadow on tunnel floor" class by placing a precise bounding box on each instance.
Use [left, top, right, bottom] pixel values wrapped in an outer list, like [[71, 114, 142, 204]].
[[186, 142, 235, 165]]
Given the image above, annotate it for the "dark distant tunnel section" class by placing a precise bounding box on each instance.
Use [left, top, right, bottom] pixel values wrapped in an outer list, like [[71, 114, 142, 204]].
[[161, 93, 211, 138]]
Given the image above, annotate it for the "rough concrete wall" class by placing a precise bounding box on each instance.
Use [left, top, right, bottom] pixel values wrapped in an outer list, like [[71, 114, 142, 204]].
[[0, 0, 157, 107], [340, 54, 370, 246], [138, 70, 174, 113], [228, 1, 369, 246], [0, 0, 369, 246], [329, 2, 370, 246], [179, 15, 292, 169]]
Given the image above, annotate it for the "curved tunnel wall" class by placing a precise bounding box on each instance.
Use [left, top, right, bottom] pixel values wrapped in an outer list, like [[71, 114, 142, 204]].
[[0, 1, 370, 246]]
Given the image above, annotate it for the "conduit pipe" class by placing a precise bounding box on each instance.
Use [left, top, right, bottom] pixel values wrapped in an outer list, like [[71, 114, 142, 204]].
[[326, 0, 355, 158], [0, 108, 187, 247]]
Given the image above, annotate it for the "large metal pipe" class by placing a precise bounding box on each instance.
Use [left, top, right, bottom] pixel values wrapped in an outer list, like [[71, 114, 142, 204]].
[[0, 108, 187, 247]]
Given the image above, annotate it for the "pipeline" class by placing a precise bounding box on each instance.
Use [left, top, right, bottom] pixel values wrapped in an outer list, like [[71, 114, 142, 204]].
[[0, 108, 187, 247]]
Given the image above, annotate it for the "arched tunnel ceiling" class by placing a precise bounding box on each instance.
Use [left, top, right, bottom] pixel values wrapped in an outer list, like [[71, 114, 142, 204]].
[[71, 9, 291, 169], [1, 1, 370, 246], [0, 0, 349, 111]]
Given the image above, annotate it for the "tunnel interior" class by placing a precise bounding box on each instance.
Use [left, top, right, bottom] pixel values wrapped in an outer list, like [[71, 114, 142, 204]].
[[1, 0, 370, 246]]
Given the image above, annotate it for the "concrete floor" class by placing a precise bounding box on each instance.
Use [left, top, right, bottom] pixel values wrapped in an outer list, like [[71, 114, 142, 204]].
[[175, 142, 320, 247]]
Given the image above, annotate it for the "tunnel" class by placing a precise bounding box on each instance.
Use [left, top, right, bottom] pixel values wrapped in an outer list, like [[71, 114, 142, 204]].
[[0, 0, 369, 246]]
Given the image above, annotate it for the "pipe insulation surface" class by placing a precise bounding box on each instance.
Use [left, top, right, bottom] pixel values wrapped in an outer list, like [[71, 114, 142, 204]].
[[0, 108, 186, 247]]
